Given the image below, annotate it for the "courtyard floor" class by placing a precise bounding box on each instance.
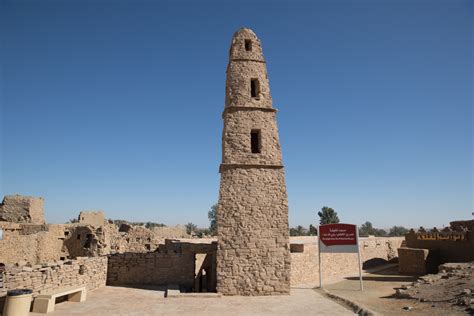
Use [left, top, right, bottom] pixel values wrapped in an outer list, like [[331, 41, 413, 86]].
[[30, 286, 354, 316]]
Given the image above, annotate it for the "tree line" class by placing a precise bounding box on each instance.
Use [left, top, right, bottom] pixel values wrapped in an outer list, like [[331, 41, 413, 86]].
[[289, 206, 409, 237]]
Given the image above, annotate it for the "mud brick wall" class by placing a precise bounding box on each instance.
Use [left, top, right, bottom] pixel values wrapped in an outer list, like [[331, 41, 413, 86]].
[[0, 195, 45, 224], [107, 240, 217, 289], [0, 223, 66, 265], [107, 252, 195, 288], [405, 230, 474, 263], [290, 236, 404, 287]]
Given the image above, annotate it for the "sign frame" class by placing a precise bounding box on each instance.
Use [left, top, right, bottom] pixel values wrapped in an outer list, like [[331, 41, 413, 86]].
[[317, 223, 363, 291]]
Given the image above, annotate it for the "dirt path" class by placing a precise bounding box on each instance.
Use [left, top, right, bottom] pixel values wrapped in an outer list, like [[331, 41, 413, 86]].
[[321, 266, 469, 315]]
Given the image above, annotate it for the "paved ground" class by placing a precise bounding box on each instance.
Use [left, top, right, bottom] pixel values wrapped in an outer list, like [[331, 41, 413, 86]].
[[30, 286, 354, 316], [322, 266, 467, 316]]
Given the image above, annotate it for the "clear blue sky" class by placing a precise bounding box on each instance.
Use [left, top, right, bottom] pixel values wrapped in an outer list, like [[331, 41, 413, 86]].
[[1, 0, 472, 229]]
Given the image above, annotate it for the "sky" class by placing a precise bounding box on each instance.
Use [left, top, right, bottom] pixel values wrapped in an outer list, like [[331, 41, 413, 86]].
[[0, 0, 472, 229]]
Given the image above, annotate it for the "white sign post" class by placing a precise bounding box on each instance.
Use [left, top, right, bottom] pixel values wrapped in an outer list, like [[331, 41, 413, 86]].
[[318, 223, 363, 291]]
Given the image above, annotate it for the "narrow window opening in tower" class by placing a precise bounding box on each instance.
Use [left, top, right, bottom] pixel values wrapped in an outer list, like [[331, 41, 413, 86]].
[[250, 79, 260, 98], [245, 39, 252, 51], [251, 130, 261, 153]]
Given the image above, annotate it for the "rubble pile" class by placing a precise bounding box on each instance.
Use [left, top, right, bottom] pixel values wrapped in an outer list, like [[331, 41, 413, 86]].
[[396, 262, 473, 313]]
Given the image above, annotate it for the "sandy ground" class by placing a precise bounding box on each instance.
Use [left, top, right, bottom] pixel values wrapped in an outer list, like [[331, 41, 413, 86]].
[[321, 266, 468, 315], [30, 286, 354, 316]]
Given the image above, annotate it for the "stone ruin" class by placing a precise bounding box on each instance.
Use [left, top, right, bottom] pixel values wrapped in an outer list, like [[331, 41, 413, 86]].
[[216, 28, 291, 295], [0, 195, 45, 225], [0, 193, 404, 304], [78, 211, 106, 227], [398, 220, 474, 275], [395, 262, 474, 313]]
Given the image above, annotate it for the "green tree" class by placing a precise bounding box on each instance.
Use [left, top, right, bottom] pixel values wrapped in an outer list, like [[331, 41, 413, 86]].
[[374, 228, 388, 237], [185, 222, 197, 235], [389, 226, 408, 236], [318, 206, 340, 225], [67, 218, 79, 224], [145, 222, 166, 229], [196, 228, 210, 238], [309, 224, 318, 236], [296, 225, 308, 236], [359, 221, 389, 236], [359, 221, 375, 236], [289, 227, 299, 236], [208, 204, 218, 236]]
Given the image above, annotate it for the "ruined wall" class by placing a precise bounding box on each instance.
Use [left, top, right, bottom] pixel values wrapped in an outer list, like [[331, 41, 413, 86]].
[[112, 225, 163, 253], [449, 219, 474, 231], [152, 225, 189, 239], [0, 195, 45, 224], [0, 223, 39, 264], [62, 223, 163, 257], [107, 240, 217, 292], [0, 223, 67, 264], [405, 230, 474, 263], [290, 236, 404, 287], [78, 211, 105, 227], [0, 257, 107, 310], [0, 219, 183, 266]]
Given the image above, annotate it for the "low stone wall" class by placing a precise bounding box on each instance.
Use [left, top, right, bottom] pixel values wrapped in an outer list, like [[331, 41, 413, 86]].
[[0, 257, 107, 298], [290, 236, 404, 287], [108, 252, 195, 288], [107, 240, 217, 291]]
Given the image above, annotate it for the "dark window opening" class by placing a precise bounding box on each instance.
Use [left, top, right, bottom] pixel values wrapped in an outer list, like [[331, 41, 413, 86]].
[[77, 234, 81, 240], [84, 234, 93, 249], [145, 244, 151, 251], [245, 39, 252, 51], [251, 130, 261, 154], [60, 256, 66, 260], [250, 79, 260, 98], [290, 244, 304, 253]]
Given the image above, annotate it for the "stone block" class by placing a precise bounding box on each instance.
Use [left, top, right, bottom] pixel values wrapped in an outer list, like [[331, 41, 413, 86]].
[[398, 247, 429, 275]]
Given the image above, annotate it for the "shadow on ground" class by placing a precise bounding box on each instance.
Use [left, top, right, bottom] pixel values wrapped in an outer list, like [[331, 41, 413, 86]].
[[345, 276, 416, 282]]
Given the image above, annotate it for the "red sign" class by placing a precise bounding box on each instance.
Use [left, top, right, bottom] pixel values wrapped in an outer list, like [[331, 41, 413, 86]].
[[319, 224, 357, 247]]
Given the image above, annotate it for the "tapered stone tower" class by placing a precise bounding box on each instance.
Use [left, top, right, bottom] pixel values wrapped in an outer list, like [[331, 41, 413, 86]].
[[216, 28, 291, 295]]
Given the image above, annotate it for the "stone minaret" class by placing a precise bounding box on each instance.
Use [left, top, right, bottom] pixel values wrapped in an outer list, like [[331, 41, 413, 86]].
[[216, 28, 291, 295]]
